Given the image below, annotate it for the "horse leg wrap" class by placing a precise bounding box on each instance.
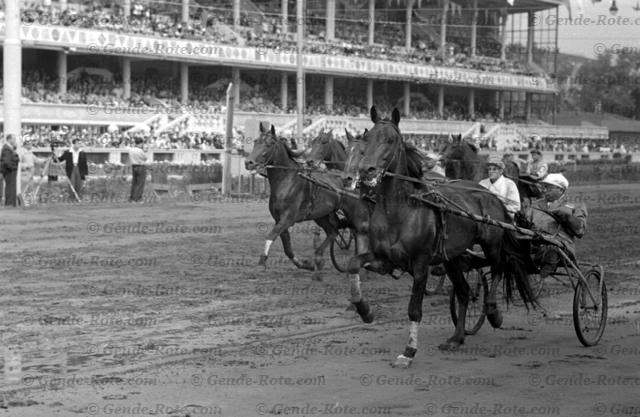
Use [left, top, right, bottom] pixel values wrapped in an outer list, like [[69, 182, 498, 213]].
[[353, 300, 374, 323], [402, 346, 417, 358]]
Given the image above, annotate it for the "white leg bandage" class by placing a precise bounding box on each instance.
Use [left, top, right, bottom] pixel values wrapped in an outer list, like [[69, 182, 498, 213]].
[[264, 240, 273, 256], [349, 273, 363, 303], [408, 321, 419, 350]]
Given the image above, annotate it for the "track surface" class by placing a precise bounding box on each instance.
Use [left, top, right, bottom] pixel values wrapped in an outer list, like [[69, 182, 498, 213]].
[[1, 183, 640, 416]]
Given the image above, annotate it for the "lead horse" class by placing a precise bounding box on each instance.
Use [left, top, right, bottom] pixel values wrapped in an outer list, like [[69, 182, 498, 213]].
[[349, 107, 537, 368], [245, 124, 344, 272]]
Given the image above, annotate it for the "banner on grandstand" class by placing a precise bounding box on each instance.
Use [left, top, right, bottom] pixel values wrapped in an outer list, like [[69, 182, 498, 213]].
[[6, 24, 558, 94]]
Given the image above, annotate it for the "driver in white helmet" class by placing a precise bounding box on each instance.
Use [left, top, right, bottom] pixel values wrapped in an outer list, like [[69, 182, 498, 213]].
[[527, 173, 587, 277]]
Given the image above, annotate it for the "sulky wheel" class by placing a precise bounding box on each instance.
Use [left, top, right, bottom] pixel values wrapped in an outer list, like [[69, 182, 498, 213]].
[[330, 228, 356, 273], [450, 268, 489, 335], [573, 266, 607, 347]]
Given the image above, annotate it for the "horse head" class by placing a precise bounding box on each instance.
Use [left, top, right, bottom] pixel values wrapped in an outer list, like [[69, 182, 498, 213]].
[[245, 124, 289, 171], [305, 129, 334, 169], [343, 128, 368, 189], [357, 106, 404, 188], [440, 133, 483, 181]]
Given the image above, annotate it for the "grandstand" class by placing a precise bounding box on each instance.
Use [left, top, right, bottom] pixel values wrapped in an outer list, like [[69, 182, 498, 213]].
[[0, 0, 626, 165]]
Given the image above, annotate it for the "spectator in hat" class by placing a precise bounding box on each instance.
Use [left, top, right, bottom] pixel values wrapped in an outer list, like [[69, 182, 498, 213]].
[[526, 173, 587, 277], [1, 134, 20, 206], [527, 148, 548, 180], [128, 137, 148, 202], [479, 155, 520, 219], [54, 138, 89, 199]]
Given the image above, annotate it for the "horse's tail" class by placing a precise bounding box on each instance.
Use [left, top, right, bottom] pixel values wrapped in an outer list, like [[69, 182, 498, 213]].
[[500, 229, 539, 309]]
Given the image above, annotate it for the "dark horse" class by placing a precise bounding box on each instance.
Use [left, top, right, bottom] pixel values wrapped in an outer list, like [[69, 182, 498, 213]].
[[350, 107, 536, 368], [244, 124, 344, 271], [305, 129, 348, 172], [305, 128, 396, 281], [439, 135, 541, 203]]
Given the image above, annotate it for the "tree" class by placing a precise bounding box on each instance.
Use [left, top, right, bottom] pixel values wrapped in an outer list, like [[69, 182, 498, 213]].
[[576, 50, 640, 119]]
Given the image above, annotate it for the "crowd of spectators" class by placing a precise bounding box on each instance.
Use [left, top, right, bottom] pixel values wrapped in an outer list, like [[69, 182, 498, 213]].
[[17, 125, 225, 150], [17, 68, 521, 122], [19, 2, 547, 78]]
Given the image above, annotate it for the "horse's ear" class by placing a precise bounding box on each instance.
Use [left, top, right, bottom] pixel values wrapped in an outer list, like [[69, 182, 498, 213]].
[[270, 125, 276, 136], [345, 129, 354, 142], [452, 134, 461, 144], [370, 106, 378, 123], [391, 108, 401, 126], [259, 123, 265, 133], [364, 128, 368, 134]]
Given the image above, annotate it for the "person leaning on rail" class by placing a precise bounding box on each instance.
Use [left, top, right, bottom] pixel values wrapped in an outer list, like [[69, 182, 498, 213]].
[[525, 173, 587, 278], [478, 155, 520, 219]]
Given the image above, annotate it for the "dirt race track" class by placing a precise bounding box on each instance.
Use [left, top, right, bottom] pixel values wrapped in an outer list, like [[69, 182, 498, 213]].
[[1, 183, 640, 417]]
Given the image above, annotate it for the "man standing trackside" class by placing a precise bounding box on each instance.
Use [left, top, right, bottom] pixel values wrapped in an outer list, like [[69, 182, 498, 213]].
[[55, 139, 89, 199], [129, 137, 148, 203], [1, 134, 20, 206]]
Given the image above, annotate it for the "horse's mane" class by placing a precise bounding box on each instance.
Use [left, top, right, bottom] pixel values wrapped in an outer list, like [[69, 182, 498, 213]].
[[272, 134, 299, 161], [404, 143, 425, 179]]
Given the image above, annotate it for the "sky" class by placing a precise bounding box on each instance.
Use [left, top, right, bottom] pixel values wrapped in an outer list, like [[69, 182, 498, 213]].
[[555, 0, 640, 58]]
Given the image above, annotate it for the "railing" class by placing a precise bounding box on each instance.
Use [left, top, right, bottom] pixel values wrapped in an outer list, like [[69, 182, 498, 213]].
[[517, 124, 609, 140]]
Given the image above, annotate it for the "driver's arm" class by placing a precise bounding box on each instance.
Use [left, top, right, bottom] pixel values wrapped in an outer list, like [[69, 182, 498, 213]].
[[552, 204, 587, 238]]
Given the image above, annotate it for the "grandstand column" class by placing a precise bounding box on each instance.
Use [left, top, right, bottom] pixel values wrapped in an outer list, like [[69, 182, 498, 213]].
[[440, 0, 449, 59], [500, 8, 507, 60], [366, 80, 373, 109], [324, 76, 334, 112], [525, 93, 532, 122], [233, 0, 241, 29], [498, 91, 505, 120], [3, 0, 21, 139], [182, 0, 189, 24], [281, 74, 288, 110], [405, 0, 413, 49], [124, 0, 131, 19], [232, 68, 241, 108], [468, 89, 475, 119], [403, 83, 410, 116], [296, 0, 304, 136], [470, 0, 478, 57], [180, 63, 189, 104], [57, 51, 67, 94], [326, 0, 335, 41], [368, 0, 375, 45], [122, 58, 131, 100], [527, 11, 535, 65], [282, 0, 288, 33], [438, 86, 444, 118]]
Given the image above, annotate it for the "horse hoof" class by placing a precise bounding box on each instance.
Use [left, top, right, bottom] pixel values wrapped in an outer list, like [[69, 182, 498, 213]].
[[258, 255, 268, 267], [300, 259, 315, 271], [314, 259, 325, 271], [362, 312, 374, 324], [438, 341, 461, 351], [311, 271, 323, 282], [487, 305, 502, 329], [391, 354, 412, 369]]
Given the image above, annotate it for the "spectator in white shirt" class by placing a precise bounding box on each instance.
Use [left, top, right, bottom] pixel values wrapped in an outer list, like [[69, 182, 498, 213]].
[[128, 137, 148, 202], [19, 141, 46, 192], [479, 155, 521, 219]]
